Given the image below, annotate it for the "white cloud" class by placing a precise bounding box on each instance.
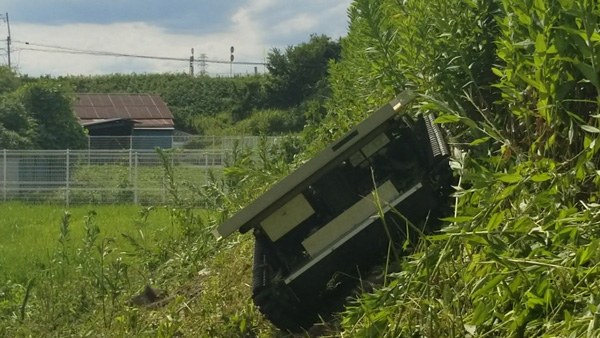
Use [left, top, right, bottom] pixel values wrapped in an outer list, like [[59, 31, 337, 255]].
[[6, 0, 351, 76], [242, 0, 277, 13], [11, 21, 265, 76], [274, 13, 319, 36]]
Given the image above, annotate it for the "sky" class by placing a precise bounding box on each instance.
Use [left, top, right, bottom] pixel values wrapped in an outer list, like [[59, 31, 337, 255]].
[[0, 0, 352, 77]]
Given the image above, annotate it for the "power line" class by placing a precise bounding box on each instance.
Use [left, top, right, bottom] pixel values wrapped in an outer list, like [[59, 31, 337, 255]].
[[13, 40, 267, 66], [18, 46, 187, 61]]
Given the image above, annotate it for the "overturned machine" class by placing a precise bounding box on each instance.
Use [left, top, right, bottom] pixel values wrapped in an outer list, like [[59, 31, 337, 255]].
[[213, 90, 452, 331]]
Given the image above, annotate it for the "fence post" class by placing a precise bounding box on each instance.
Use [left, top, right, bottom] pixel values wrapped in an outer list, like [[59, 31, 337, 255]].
[[205, 151, 208, 180], [128, 149, 133, 183], [2, 149, 6, 202], [65, 149, 70, 206], [134, 151, 138, 205], [162, 174, 166, 204]]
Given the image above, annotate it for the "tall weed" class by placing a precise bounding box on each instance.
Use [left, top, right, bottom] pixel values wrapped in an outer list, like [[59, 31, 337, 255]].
[[332, 0, 600, 337]]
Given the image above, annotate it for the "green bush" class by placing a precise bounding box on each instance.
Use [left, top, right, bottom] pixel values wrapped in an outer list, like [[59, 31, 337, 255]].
[[324, 0, 600, 337]]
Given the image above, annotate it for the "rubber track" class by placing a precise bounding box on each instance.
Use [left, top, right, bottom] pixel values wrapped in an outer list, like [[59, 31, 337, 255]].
[[423, 114, 450, 160], [251, 233, 315, 332]]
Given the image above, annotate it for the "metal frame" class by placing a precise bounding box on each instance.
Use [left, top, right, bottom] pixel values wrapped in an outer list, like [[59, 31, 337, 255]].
[[214, 90, 417, 238], [86, 135, 283, 150], [0, 149, 229, 205], [284, 182, 423, 284]]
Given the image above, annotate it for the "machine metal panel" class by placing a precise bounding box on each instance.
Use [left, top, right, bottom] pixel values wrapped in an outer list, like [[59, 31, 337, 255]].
[[301, 180, 399, 257], [285, 182, 423, 284], [348, 151, 366, 167], [361, 133, 390, 158], [261, 194, 315, 241], [213, 90, 417, 239]]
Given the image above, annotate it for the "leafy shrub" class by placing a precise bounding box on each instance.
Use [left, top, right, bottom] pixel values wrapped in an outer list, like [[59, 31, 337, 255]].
[[327, 0, 600, 337]]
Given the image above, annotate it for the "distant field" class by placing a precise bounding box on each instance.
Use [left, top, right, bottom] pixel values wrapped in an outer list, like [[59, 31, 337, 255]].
[[67, 163, 218, 205], [0, 202, 174, 282]]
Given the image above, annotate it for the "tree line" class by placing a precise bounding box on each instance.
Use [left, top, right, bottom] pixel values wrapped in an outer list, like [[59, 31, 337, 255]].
[[0, 34, 341, 149]]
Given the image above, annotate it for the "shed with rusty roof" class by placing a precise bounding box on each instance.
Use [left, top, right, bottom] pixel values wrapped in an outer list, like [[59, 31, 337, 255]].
[[73, 93, 175, 149]]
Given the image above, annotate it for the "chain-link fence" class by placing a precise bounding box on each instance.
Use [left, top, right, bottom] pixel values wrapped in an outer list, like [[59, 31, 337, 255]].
[[1, 149, 229, 205], [86, 135, 281, 150]]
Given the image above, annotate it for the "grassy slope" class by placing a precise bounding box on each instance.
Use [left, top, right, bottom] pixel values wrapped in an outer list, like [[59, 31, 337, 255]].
[[0, 203, 281, 337]]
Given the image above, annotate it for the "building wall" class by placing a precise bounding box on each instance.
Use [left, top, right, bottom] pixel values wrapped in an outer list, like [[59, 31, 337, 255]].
[[132, 129, 174, 149]]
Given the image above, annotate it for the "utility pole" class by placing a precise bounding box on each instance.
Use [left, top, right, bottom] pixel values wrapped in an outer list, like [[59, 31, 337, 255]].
[[189, 48, 194, 76], [1, 13, 10, 68]]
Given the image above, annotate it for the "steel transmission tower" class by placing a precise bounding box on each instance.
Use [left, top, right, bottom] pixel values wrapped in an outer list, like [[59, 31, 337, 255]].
[[198, 53, 208, 76]]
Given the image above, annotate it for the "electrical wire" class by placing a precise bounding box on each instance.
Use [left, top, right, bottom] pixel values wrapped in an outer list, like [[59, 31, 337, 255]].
[[18, 47, 187, 61], [13, 40, 267, 66]]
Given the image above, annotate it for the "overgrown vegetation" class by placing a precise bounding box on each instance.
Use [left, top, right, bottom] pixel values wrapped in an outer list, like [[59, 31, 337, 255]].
[[5, 0, 600, 336], [323, 0, 600, 337]]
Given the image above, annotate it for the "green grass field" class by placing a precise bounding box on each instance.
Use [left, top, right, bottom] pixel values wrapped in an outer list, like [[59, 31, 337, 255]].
[[0, 201, 237, 337], [0, 202, 173, 283], [0, 200, 280, 337], [66, 164, 219, 205]]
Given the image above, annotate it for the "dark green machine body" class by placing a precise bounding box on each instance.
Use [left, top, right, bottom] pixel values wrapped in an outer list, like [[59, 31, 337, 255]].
[[214, 90, 452, 331]]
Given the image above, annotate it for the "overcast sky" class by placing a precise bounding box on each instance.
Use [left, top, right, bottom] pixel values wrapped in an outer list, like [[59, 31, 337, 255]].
[[0, 0, 352, 77]]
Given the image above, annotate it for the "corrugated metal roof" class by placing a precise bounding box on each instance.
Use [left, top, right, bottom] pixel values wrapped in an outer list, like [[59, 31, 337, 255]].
[[133, 119, 175, 128], [80, 118, 132, 126], [74, 93, 174, 128]]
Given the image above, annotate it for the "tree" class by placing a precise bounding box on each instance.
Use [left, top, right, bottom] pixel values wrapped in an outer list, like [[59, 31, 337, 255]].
[[0, 94, 36, 149], [18, 81, 87, 149], [266, 34, 342, 108], [0, 67, 34, 149], [0, 66, 20, 95]]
